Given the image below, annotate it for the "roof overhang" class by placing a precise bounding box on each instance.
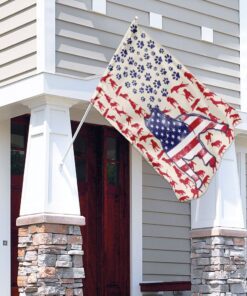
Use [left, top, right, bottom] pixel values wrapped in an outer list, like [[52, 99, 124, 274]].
[[0, 72, 100, 120]]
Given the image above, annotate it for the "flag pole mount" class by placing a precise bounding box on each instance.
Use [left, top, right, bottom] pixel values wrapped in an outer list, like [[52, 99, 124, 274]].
[[59, 102, 93, 170]]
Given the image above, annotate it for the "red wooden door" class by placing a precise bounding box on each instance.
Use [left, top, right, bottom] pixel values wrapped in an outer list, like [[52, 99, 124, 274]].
[[11, 116, 30, 296], [73, 124, 130, 296], [101, 127, 130, 296], [73, 124, 99, 296]]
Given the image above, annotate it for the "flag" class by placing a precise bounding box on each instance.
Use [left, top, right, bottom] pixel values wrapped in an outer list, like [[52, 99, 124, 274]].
[[91, 20, 241, 201]]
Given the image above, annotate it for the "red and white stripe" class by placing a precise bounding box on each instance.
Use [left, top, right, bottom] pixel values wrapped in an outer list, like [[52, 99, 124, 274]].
[[167, 115, 227, 188], [168, 115, 226, 165]]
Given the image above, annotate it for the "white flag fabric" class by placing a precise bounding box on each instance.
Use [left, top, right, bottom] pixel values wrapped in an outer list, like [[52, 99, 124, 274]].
[[91, 21, 241, 201]]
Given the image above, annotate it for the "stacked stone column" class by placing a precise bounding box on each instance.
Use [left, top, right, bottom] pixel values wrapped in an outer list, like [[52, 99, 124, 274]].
[[191, 232, 247, 295], [17, 223, 84, 296]]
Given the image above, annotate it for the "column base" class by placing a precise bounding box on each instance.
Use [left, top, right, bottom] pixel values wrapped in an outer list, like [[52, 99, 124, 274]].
[[17, 223, 84, 296], [16, 213, 85, 227], [191, 231, 247, 295]]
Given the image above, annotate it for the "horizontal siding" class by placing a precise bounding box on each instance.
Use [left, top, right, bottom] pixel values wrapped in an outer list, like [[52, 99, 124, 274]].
[[143, 186, 178, 202], [144, 199, 190, 216], [143, 262, 190, 276], [0, 0, 36, 86], [143, 249, 190, 264], [109, 0, 239, 32], [55, 0, 240, 106], [158, 0, 239, 23], [204, 0, 239, 10], [55, 19, 240, 71], [1, 0, 35, 19], [143, 274, 190, 282], [143, 160, 191, 282], [0, 0, 9, 5], [0, 5, 36, 35], [0, 54, 36, 82], [56, 52, 107, 75], [143, 224, 190, 239], [0, 39, 36, 66], [0, 22, 36, 51], [143, 211, 190, 228], [56, 3, 239, 52]]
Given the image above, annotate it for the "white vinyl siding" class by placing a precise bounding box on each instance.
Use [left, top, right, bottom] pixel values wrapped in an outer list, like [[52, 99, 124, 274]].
[[55, 0, 240, 106], [0, 0, 37, 86]]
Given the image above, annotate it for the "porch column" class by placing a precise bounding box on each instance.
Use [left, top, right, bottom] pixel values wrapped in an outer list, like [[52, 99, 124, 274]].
[[16, 96, 85, 296], [191, 143, 247, 295]]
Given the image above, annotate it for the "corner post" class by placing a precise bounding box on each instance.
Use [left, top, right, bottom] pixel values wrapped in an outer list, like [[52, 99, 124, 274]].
[[190, 143, 247, 295], [0, 120, 11, 296]]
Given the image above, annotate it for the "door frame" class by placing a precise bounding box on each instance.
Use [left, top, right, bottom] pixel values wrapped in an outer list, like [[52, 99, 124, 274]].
[[130, 145, 143, 296], [0, 120, 11, 296]]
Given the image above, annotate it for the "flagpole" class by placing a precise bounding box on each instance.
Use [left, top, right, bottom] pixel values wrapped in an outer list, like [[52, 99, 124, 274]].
[[60, 16, 139, 169], [60, 102, 93, 169]]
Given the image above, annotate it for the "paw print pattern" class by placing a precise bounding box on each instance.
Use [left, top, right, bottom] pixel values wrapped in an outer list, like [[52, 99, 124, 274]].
[[106, 23, 184, 111]]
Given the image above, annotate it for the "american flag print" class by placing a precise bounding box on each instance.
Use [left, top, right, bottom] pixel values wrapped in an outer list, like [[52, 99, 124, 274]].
[[91, 21, 241, 201]]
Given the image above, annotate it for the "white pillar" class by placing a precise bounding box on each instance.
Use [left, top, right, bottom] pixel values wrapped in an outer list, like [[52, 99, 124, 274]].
[[130, 145, 143, 296], [17, 96, 84, 225], [191, 142, 245, 231], [0, 120, 10, 296]]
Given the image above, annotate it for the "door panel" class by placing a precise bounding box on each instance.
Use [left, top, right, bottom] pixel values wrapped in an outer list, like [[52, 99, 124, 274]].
[[102, 127, 130, 296]]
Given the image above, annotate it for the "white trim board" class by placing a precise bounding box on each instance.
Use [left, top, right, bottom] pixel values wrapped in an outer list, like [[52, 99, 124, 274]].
[[0, 120, 11, 296], [0, 73, 100, 108], [130, 145, 143, 296], [36, 0, 56, 73]]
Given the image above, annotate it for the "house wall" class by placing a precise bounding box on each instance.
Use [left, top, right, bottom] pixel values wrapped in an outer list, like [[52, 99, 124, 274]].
[[0, 0, 240, 288], [55, 0, 240, 106], [0, 0, 37, 87], [55, 0, 240, 282]]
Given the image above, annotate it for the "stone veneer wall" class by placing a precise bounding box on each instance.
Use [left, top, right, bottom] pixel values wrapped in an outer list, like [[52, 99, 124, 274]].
[[191, 236, 247, 295], [17, 223, 84, 296]]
